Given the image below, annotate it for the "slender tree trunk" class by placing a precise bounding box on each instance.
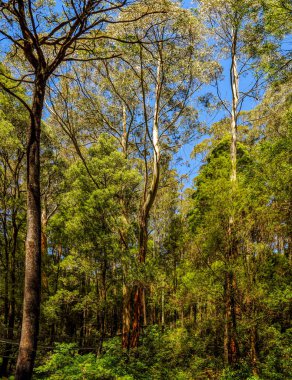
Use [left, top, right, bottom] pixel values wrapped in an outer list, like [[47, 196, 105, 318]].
[[181, 306, 184, 327], [121, 104, 128, 158], [224, 27, 240, 367], [41, 207, 49, 291], [41, 208, 47, 256], [224, 271, 239, 366], [130, 287, 143, 348], [130, 150, 159, 347], [15, 79, 46, 380], [130, 56, 162, 348], [246, 260, 259, 376], [161, 288, 165, 331], [230, 28, 239, 183], [120, 105, 132, 348], [250, 324, 259, 376], [50, 245, 61, 344], [122, 283, 131, 349], [142, 288, 147, 327], [130, 217, 148, 348], [192, 303, 197, 325]]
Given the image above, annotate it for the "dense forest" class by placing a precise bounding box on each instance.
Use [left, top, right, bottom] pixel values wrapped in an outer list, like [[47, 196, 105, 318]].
[[0, 0, 291, 379]]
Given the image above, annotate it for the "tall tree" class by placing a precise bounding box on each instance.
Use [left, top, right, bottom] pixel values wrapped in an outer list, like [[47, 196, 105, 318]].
[[0, 1, 152, 378], [45, 0, 215, 349], [53, 0, 214, 347], [197, 0, 265, 366]]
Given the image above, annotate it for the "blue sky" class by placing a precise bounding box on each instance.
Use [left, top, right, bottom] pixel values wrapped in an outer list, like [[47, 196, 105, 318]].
[[174, 0, 263, 188]]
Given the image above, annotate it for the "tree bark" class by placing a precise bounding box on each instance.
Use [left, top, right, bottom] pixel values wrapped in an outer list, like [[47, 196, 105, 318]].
[[142, 288, 147, 327], [250, 324, 259, 376], [130, 218, 148, 348], [121, 104, 128, 158], [122, 283, 131, 349], [223, 26, 240, 367], [15, 78, 46, 380], [130, 56, 162, 348], [230, 27, 239, 183], [224, 271, 239, 366], [161, 288, 165, 331]]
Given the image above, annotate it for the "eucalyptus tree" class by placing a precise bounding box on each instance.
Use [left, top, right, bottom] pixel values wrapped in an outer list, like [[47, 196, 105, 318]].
[[198, 0, 264, 179], [187, 104, 292, 377], [197, 0, 291, 181], [196, 0, 291, 368], [0, 1, 154, 378], [116, 0, 215, 348], [101, 0, 215, 348], [48, 0, 215, 348], [196, 0, 266, 366]]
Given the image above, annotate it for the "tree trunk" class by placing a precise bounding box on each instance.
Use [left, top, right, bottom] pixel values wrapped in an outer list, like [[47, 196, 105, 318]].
[[121, 104, 128, 158], [130, 286, 143, 348], [41, 207, 49, 291], [230, 27, 239, 183], [224, 271, 239, 366], [250, 324, 259, 376], [130, 218, 148, 348], [15, 79, 46, 380], [130, 56, 162, 348], [223, 26, 240, 368], [161, 288, 165, 331], [122, 283, 131, 349], [142, 288, 147, 327]]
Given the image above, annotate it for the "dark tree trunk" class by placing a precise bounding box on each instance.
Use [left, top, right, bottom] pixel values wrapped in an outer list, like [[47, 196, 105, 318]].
[[122, 283, 131, 350], [142, 288, 147, 327], [130, 286, 143, 348], [130, 217, 148, 348], [224, 270, 239, 366], [15, 79, 46, 380], [250, 324, 259, 376]]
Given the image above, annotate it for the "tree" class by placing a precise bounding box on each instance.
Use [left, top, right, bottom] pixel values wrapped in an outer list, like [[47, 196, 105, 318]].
[[64, 0, 214, 347], [0, 1, 153, 378], [197, 0, 265, 366], [186, 68, 291, 377]]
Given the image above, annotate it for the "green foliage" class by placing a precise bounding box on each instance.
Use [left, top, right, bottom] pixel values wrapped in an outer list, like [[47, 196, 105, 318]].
[[39, 324, 292, 379], [34, 343, 130, 380], [35, 327, 222, 380]]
